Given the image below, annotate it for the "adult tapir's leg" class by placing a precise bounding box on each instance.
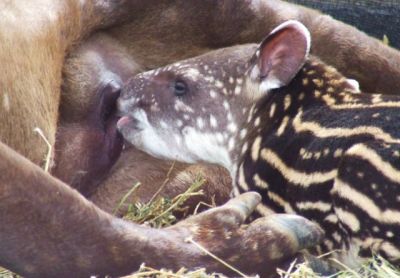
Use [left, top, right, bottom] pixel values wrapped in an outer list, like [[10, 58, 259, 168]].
[[0, 141, 324, 278], [107, 0, 400, 95]]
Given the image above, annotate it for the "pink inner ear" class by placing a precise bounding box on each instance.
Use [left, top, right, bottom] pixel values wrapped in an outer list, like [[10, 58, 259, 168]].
[[258, 23, 309, 87]]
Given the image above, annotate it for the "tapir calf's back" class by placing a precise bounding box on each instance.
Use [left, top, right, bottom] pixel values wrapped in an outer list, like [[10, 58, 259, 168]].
[[237, 61, 400, 261]]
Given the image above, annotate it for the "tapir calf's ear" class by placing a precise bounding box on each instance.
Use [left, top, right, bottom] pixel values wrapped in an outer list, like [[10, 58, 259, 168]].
[[248, 20, 311, 96]]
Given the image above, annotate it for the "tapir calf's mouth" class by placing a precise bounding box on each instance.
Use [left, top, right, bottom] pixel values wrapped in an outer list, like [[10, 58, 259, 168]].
[[117, 115, 144, 133]]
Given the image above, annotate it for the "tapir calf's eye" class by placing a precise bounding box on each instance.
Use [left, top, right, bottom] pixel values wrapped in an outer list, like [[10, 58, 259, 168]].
[[173, 80, 187, 96]]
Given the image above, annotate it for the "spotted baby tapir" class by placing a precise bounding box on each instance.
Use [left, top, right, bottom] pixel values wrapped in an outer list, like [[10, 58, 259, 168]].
[[118, 21, 400, 268]]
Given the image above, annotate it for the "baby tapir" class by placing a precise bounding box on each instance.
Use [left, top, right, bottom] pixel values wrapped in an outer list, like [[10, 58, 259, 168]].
[[118, 21, 400, 268]]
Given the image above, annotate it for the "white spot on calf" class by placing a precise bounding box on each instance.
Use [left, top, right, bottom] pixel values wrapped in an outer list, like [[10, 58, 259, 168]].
[[228, 137, 235, 151], [223, 100, 230, 110], [234, 85, 241, 95], [175, 99, 194, 113], [240, 129, 247, 139], [227, 112, 233, 121], [238, 164, 249, 190], [251, 136, 262, 161], [159, 120, 168, 129], [269, 103, 277, 118], [205, 76, 215, 83], [186, 68, 200, 80], [210, 115, 218, 128], [216, 133, 224, 143], [215, 80, 224, 88], [284, 95, 292, 110], [332, 232, 342, 243], [276, 116, 290, 136], [176, 119, 183, 127], [227, 122, 237, 133], [196, 117, 205, 129], [209, 90, 217, 98], [150, 103, 160, 112], [241, 142, 249, 155]]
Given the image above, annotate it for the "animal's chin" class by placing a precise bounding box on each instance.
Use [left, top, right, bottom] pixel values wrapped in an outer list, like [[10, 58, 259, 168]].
[[115, 116, 143, 147]]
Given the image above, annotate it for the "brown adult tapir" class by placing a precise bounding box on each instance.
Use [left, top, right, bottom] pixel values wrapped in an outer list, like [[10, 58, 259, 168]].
[[2, 0, 400, 277]]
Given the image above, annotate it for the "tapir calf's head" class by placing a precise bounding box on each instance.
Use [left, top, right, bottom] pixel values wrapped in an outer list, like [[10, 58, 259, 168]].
[[117, 21, 311, 172]]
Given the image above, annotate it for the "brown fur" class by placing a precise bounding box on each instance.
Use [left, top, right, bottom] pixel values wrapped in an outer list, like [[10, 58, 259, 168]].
[[0, 0, 158, 166], [2, 0, 400, 276]]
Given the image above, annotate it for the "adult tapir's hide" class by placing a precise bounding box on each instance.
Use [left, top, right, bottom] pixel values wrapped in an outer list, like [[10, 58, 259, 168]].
[[3, 1, 400, 277]]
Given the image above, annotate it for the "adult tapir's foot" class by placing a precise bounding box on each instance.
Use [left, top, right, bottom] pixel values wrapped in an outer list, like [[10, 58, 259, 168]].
[[160, 192, 324, 277], [0, 140, 323, 277]]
